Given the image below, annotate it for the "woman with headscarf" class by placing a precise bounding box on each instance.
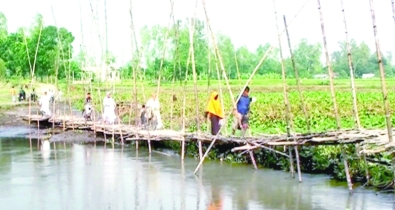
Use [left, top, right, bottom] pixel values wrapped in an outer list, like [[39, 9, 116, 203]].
[[205, 91, 224, 135]]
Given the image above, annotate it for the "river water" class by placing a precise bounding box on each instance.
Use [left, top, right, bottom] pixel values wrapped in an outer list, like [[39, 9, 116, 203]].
[[0, 131, 394, 209]]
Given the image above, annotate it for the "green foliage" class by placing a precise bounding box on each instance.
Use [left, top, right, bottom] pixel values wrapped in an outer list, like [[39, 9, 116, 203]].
[[0, 13, 76, 80]]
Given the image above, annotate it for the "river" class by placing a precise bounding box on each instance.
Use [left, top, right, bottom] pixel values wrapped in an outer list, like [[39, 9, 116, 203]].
[[0, 129, 394, 210]]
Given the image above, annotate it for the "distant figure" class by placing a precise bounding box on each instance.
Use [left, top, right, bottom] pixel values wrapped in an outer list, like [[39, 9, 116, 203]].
[[83, 92, 93, 121], [57, 89, 63, 101], [140, 104, 147, 127], [232, 86, 256, 136], [10, 86, 16, 102], [49, 89, 54, 103], [102, 92, 116, 124], [85, 92, 92, 104], [204, 91, 224, 135], [145, 93, 163, 129], [39, 91, 51, 116], [19, 87, 26, 101], [30, 88, 37, 102]]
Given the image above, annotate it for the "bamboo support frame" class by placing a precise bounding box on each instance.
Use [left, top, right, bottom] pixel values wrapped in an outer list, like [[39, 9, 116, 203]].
[[339, 0, 361, 130], [368, 0, 393, 142], [155, 0, 175, 97], [181, 49, 192, 160], [213, 52, 228, 136], [128, 0, 139, 127], [283, 15, 311, 134], [272, 0, 297, 178], [317, 0, 341, 130], [189, 0, 203, 160]]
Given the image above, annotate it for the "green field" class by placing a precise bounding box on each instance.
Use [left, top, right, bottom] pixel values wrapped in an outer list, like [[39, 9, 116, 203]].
[[1, 78, 394, 134]]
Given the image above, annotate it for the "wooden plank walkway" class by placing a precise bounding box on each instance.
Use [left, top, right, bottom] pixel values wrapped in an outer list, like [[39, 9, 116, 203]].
[[20, 114, 395, 154]]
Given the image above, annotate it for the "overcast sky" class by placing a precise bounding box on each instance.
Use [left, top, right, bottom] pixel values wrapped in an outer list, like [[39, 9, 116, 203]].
[[1, 0, 395, 67]]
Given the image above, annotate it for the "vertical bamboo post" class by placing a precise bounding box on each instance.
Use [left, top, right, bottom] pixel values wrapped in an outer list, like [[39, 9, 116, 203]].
[[339, 0, 361, 129], [155, 0, 175, 98], [317, 0, 341, 130], [214, 52, 228, 136], [342, 148, 353, 193], [206, 25, 211, 135], [340, 0, 366, 187], [68, 48, 74, 131], [181, 49, 192, 161], [283, 15, 311, 133], [272, 0, 296, 178], [128, 0, 138, 127], [369, 0, 393, 142], [189, 0, 203, 160], [201, 0, 236, 109]]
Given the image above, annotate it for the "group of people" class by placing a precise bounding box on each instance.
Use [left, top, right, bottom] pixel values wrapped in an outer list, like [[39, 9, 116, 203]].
[[205, 86, 255, 136], [30, 84, 254, 135], [81, 91, 163, 128]]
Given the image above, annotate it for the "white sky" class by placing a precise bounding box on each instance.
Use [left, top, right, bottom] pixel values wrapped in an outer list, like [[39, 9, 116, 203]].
[[1, 0, 395, 67]]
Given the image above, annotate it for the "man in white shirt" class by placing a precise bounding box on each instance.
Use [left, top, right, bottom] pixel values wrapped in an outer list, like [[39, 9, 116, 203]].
[[39, 91, 51, 116], [145, 93, 163, 129], [102, 92, 116, 124]]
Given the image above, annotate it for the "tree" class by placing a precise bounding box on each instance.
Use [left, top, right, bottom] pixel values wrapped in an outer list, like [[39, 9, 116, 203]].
[[0, 12, 7, 41], [0, 58, 6, 79], [292, 38, 322, 78]]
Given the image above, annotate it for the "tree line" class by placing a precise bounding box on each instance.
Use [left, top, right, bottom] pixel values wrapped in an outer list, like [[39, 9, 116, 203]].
[[0, 13, 78, 82], [123, 19, 395, 81], [0, 12, 393, 82]]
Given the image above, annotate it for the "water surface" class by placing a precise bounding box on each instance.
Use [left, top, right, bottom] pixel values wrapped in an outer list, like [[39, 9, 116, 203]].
[[0, 136, 393, 210]]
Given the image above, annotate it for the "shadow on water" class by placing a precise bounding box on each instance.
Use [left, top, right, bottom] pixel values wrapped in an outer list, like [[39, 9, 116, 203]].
[[0, 136, 394, 210]]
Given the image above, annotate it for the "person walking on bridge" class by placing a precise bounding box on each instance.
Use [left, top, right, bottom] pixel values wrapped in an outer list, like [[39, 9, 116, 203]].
[[39, 91, 51, 116], [205, 91, 224, 135], [102, 92, 116, 124], [232, 86, 256, 137]]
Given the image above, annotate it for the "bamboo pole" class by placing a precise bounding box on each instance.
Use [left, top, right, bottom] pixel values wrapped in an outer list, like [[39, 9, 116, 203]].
[[340, 0, 363, 189], [206, 22, 211, 134], [317, 0, 341, 130], [201, 0, 236, 109], [272, 0, 295, 178], [194, 46, 273, 174], [339, 0, 361, 129], [156, 0, 175, 97], [283, 15, 311, 133], [213, 52, 228, 136], [128, 0, 138, 127], [67, 48, 74, 131], [170, 11, 182, 130], [189, 0, 203, 160], [369, 0, 393, 142], [181, 48, 192, 161]]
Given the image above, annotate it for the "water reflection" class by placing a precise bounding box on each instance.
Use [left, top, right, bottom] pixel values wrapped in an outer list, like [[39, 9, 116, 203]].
[[0, 138, 394, 210]]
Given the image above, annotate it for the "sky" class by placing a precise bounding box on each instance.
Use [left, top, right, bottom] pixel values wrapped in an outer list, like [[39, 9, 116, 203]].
[[1, 0, 395, 67]]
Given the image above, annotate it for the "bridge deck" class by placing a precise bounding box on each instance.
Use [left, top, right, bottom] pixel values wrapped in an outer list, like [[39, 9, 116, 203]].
[[20, 114, 394, 154]]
